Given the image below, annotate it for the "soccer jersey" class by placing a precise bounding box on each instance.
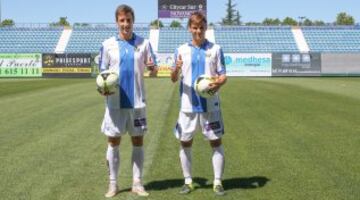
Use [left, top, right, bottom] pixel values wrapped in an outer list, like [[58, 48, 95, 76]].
[[173, 40, 226, 113], [99, 33, 156, 109]]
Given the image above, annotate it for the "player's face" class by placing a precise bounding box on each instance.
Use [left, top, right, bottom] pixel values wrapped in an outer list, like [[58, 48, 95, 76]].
[[189, 21, 207, 44], [117, 12, 134, 39]]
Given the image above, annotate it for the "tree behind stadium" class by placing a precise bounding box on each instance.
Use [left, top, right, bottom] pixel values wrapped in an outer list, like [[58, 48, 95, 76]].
[[0, 19, 14, 27], [336, 12, 355, 25], [221, 0, 241, 25], [50, 17, 70, 27]]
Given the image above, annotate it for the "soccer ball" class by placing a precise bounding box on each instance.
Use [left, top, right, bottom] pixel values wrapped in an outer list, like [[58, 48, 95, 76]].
[[194, 75, 216, 98], [96, 70, 119, 94]]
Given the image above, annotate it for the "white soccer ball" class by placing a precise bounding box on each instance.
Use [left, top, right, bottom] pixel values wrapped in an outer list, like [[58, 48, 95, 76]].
[[194, 75, 216, 98], [96, 70, 119, 94]]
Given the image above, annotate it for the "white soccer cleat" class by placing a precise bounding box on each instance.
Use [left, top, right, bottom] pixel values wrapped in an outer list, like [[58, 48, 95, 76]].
[[105, 183, 119, 198], [131, 183, 149, 197]]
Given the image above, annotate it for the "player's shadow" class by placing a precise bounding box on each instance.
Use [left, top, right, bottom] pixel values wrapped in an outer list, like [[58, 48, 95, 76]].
[[145, 177, 207, 191], [222, 176, 270, 190], [144, 176, 270, 191]]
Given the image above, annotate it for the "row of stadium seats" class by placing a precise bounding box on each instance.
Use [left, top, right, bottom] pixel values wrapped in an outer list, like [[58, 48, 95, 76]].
[[0, 26, 359, 53], [302, 27, 360, 52], [66, 27, 149, 53], [0, 27, 63, 53], [214, 27, 298, 53], [158, 28, 191, 53]]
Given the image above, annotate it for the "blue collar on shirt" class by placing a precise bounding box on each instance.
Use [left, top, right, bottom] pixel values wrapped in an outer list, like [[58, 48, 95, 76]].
[[116, 33, 137, 42], [188, 39, 209, 49]]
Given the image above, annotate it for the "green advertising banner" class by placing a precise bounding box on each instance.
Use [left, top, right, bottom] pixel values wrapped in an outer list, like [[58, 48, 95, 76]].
[[0, 54, 42, 77]]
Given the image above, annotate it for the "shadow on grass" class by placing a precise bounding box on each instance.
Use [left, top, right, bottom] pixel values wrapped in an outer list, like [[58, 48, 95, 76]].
[[144, 176, 270, 191]]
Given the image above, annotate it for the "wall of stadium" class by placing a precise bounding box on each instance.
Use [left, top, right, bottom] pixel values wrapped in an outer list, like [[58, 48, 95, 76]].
[[321, 53, 360, 76], [2, 52, 360, 78]]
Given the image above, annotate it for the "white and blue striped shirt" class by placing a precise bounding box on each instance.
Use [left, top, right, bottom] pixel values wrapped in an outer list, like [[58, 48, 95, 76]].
[[99, 34, 156, 109], [173, 40, 226, 113]]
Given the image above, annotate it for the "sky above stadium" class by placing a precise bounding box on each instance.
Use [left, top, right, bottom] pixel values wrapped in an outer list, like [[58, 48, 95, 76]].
[[1, 0, 359, 24]]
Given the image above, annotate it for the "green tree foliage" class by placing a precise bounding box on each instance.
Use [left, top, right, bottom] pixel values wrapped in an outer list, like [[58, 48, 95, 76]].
[[50, 17, 70, 27], [169, 20, 182, 28], [282, 17, 298, 26], [149, 19, 164, 28], [1, 19, 15, 27], [313, 20, 325, 26], [245, 22, 262, 26], [336, 12, 355, 25], [234, 11, 242, 25], [302, 18, 313, 26], [221, 0, 241, 25], [262, 18, 281, 26]]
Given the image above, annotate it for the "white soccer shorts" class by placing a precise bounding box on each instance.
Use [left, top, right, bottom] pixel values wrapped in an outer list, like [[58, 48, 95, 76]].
[[101, 108, 147, 137], [174, 111, 224, 141]]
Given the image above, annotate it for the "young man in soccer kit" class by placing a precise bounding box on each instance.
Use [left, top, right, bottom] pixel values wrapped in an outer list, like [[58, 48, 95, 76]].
[[171, 12, 227, 196], [98, 4, 157, 198]]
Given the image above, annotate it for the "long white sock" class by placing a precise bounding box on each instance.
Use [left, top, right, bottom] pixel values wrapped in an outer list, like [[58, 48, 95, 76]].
[[132, 146, 144, 183], [180, 147, 192, 184], [212, 145, 225, 184], [106, 145, 120, 184]]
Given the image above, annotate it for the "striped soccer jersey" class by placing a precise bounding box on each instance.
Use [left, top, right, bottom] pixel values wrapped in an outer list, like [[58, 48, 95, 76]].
[[173, 40, 226, 113], [99, 33, 156, 109]]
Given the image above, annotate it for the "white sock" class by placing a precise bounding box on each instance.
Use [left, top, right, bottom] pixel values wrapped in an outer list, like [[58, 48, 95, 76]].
[[132, 146, 144, 184], [106, 145, 120, 184], [180, 147, 192, 184], [212, 145, 225, 184]]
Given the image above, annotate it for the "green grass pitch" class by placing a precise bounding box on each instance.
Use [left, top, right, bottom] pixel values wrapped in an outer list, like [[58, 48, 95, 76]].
[[0, 77, 359, 200]]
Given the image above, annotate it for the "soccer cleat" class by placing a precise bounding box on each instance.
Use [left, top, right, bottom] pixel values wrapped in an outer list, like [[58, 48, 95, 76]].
[[105, 183, 119, 198], [213, 183, 225, 196], [132, 184, 149, 197], [179, 183, 194, 194]]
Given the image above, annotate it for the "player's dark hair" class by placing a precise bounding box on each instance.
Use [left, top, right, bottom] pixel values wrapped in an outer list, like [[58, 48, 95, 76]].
[[187, 11, 207, 27], [115, 4, 135, 22]]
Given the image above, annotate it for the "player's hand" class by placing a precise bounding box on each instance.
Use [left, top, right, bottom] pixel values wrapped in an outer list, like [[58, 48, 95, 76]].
[[175, 55, 183, 71], [146, 56, 155, 71], [208, 77, 223, 94], [146, 57, 158, 77], [149, 67, 158, 77], [97, 87, 114, 96]]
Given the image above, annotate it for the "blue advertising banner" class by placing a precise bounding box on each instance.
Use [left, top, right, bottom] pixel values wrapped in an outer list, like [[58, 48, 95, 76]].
[[224, 53, 272, 76]]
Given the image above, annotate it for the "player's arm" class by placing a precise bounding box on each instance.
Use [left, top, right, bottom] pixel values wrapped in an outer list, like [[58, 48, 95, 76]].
[[209, 47, 227, 92], [98, 45, 114, 96], [171, 49, 182, 83], [145, 41, 158, 77]]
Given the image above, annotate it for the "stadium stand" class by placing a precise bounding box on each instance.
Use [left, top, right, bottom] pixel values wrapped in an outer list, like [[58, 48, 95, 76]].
[[1, 25, 360, 54], [214, 26, 299, 53], [65, 27, 149, 53], [0, 27, 63, 53], [157, 27, 192, 53], [302, 26, 360, 52]]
